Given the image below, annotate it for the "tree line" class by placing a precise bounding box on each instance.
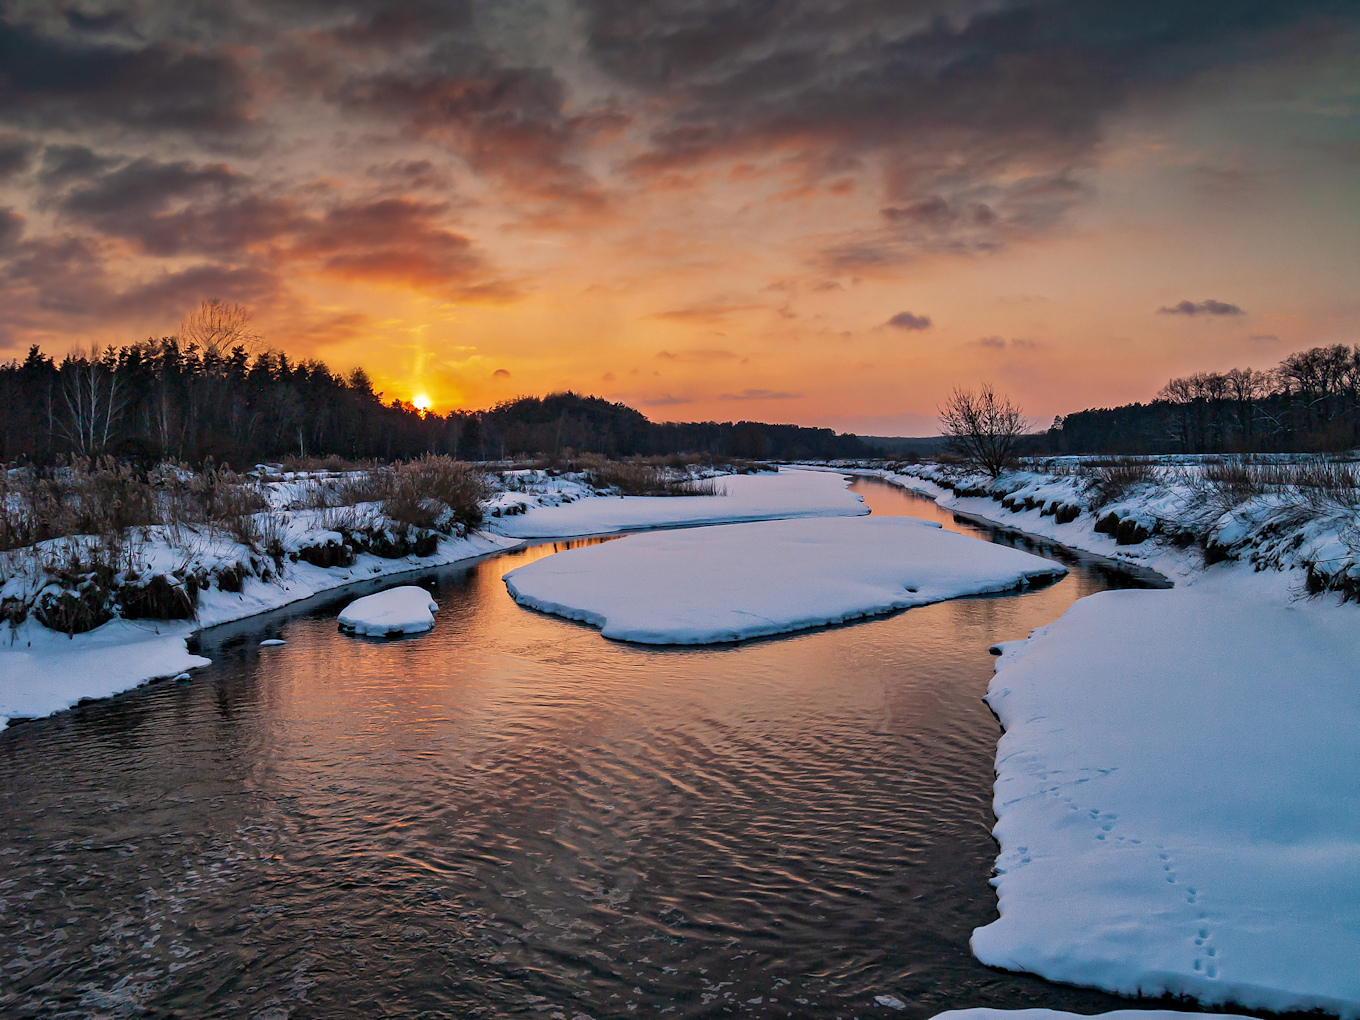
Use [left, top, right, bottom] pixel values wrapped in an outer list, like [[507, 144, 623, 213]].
[[1051, 344, 1360, 455], [0, 304, 866, 465]]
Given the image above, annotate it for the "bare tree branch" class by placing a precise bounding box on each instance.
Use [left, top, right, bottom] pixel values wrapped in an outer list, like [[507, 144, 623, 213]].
[[939, 384, 1026, 477]]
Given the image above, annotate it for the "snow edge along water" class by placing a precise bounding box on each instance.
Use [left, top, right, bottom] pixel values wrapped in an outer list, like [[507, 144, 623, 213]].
[[0, 467, 866, 725]]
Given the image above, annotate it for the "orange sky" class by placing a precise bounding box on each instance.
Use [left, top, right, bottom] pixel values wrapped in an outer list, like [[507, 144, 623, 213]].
[[1, 2, 1357, 434]]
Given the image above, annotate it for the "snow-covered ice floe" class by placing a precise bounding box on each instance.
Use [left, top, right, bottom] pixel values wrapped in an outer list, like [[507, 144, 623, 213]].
[[337, 586, 438, 637], [974, 568, 1360, 1017], [502, 516, 1066, 644], [491, 466, 866, 538], [931, 1010, 1255, 1020]]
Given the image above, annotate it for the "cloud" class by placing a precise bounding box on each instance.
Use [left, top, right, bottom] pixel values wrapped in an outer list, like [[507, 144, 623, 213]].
[[886, 311, 931, 330], [588, 0, 1351, 256], [654, 347, 739, 362], [718, 388, 800, 401], [1158, 299, 1245, 316], [977, 335, 1038, 350], [651, 304, 765, 324], [640, 393, 692, 406], [49, 155, 514, 301], [1249, 333, 1281, 342], [0, 14, 254, 136], [0, 134, 35, 179], [492, 367, 511, 378]]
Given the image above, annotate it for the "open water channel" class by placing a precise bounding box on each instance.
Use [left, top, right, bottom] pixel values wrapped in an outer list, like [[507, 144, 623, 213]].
[[1, 478, 1162, 1019]]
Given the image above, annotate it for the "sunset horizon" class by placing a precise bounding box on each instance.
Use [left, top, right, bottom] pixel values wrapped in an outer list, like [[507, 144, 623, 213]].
[[2, 2, 1356, 435]]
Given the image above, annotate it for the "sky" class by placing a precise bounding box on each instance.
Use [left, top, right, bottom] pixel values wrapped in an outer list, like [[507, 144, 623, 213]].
[[1, 1, 1358, 434]]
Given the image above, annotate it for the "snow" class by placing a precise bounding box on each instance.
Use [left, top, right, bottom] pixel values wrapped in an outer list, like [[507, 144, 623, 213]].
[[489, 466, 867, 537], [337, 586, 439, 637], [972, 567, 1360, 1017], [0, 619, 209, 723], [259, 638, 286, 646], [1, 466, 874, 724], [932, 1010, 1253, 1020], [502, 515, 1066, 644]]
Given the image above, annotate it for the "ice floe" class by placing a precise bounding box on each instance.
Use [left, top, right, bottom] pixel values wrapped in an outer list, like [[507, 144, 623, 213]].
[[337, 586, 439, 637], [502, 515, 1066, 644]]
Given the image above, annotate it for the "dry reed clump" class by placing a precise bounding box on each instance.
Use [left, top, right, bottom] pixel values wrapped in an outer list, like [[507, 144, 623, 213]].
[[1079, 458, 1158, 510], [380, 455, 487, 531], [576, 454, 727, 497]]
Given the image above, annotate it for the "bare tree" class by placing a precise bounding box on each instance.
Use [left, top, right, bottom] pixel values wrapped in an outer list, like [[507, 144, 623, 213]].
[[939, 384, 1026, 477], [178, 298, 261, 363], [56, 347, 127, 456]]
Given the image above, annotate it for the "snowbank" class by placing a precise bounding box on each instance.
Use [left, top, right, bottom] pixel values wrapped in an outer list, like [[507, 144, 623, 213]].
[[3, 467, 871, 724], [502, 515, 1065, 644], [490, 466, 867, 538], [1, 528, 514, 725], [932, 1010, 1253, 1020], [0, 619, 209, 723], [337, 586, 438, 637], [972, 568, 1360, 1016]]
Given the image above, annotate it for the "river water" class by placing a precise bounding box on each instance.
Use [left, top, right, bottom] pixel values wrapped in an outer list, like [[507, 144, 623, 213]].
[[0, 478, 1157, 1019]]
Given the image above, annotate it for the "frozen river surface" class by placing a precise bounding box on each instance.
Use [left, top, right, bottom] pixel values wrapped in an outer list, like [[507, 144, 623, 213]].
[[0, 479, 1155, 1019]]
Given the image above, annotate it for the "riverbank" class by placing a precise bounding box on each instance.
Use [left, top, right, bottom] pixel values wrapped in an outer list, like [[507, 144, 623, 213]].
[[869, 465, 1360, 1017], [1, 467, 864, 725]]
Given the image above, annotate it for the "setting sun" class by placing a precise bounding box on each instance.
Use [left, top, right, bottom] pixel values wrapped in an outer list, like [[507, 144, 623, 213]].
[[412, 394, 431, 413]]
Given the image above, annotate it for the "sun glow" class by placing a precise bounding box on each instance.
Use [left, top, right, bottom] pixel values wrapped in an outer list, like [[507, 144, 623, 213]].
[[413, 393, 431, 413]]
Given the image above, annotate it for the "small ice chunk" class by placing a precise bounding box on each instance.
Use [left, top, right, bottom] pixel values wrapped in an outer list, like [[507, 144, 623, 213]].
[[876, 995, 907, 1010], [258, 638, 286, 646], [338, 586, 438, 637], [172, 672, 191, 682]]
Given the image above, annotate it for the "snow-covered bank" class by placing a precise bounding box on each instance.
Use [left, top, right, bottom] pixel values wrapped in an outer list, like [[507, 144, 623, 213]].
[[1, 466, 866, 724], [0, 619, 210, 723], [489, 466, 866, 537], [868, 457, 1360, 590], [932, 1010, 1253, 1020], [503, 516, 1065, 644], [971, 567, 1360, 1016], [1, 527, 514, 724]]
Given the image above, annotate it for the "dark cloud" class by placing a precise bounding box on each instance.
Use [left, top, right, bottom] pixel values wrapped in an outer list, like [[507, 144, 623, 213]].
[[64, 8, 140, 38], [0, 208, 23, 249], [0, 134, 36, 179], [0, 14, 254, 135], [38, 143, 117, 184], [326, 52, 620, 213], [589, 0, 1354, 253], [1159, 299, 1245, 316], [640, 393, 692, 406], [718, 388, 800, 400], [887, 311, 932, 330], [492, 367, 511, 378]]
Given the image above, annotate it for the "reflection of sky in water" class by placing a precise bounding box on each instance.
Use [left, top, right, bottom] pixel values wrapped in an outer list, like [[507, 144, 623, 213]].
[[0, 481, 1141, 1018]]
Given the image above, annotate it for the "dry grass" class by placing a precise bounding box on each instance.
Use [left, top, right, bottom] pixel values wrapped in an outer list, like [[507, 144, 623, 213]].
[[575, 454, 728, 496], [380, 455, 487, 530], [1079, 458, 1159, 510]]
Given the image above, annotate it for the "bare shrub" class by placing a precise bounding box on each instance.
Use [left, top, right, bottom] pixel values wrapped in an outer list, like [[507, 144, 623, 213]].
[[1195, 458, 1360, 518], [1080, 459, 1158, 510], [939, 385, 1027, 478], [381, 456, 486, 530], [578, 455, 724, 496]]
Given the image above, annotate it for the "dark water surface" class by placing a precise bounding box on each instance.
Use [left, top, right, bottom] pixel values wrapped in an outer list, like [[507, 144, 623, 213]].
[[0, 478, 1156, 1019]]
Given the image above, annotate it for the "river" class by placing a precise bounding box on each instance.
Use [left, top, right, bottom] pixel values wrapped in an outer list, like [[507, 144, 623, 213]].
[[0, 477, 1157, 1019]]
